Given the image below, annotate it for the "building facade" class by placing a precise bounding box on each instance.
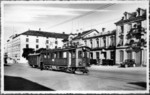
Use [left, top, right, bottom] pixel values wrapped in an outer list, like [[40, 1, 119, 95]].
[[5, 30, 68, 63], [63, 29, 116, 65], [115, 8, 147, 66]]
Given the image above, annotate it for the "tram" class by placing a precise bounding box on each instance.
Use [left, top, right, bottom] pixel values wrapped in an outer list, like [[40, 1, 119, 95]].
[[28, 46, 90, 74]]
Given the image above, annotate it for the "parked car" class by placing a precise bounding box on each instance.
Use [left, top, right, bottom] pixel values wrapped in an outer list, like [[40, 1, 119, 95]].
[[120, 59, 136, 68]]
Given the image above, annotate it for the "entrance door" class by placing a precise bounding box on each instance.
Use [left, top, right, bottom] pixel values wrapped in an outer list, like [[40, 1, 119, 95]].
[[111, 51, 115, 65], [127, 52, 132, 59]]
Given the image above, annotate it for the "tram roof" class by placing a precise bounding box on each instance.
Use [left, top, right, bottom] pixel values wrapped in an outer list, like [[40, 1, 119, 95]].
[[28, 53, 41, 56], [41, 46, 90, 53]]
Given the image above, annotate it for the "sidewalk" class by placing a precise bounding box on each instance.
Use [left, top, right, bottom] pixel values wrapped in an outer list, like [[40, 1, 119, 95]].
[[88, 65, 147, 71]]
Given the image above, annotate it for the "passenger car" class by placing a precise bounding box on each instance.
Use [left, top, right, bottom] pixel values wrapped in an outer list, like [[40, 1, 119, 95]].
[[120, 59, 136, 68]]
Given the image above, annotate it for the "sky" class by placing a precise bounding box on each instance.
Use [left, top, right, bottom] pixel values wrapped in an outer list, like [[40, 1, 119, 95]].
[[3, 1, 148, 43]]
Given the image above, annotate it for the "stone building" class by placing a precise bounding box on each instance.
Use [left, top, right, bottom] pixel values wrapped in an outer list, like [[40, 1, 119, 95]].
[[115, 8, 147, 66], [63, 29, 116, 65], [5, 30, 69, 63]]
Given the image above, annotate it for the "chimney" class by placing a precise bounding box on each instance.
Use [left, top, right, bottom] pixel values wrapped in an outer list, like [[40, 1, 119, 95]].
[[62, 32, 65, 34], [39, 28, 41, 31], [102, 28, 105, 32], [124, 12, 128, 20]]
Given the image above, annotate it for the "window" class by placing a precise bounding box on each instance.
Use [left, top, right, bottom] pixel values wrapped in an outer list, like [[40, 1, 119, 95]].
[[120, 50, 124, 62], [54, 53, 56, 58], [56, 52, 59, 58], [103, 37, 106, 47], [84, 40, 87, 46], [63, 52, 67, 58], [55, 40, 58, 44], [26, 44, 29, 48], [96, 52, 99, 59], [90, 39, 93, 48], [96, 38, 99, 48], [110, 36, 115, 46], [47, 53, 50, 58], [71, 51, 76, 58], [46, 45, 49, 49], [78, 51, 82, 58], [90, 53, 93, 59], [44, 54, 47, 59], [51, 53, 54, 58], [36, 39, 39, 43], [127, 52, 132, 60], [121, 25, 124, 33], [26, 38, 29, 42], [46, 40, 49, 44], [36, 45, 39, 49], [59, 52, 63, 58]]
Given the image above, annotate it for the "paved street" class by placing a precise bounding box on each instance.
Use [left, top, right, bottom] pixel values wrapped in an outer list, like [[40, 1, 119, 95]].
[[3, 63, 147, 91]]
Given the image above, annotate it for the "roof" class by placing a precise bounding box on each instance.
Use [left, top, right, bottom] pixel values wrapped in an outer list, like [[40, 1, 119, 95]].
[[115, 8, 146, 25], [21, 30, 69, 39], [83, 29, 116, 40], [73, 29, 99, 40], [115, 15, 146, 25]]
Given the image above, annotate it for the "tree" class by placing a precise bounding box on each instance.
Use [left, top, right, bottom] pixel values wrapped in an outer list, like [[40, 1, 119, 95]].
[[126, 24, 146, 52], [22, 48, 35, 60]]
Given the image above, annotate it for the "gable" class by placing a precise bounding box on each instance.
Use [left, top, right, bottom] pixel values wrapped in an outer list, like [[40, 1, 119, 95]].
[[83, 30, 99, 38]]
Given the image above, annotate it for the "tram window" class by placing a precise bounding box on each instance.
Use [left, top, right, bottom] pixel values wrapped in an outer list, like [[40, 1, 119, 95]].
[[59, 52, 63, 58], [56, 52, 58, 58], [78, 51, 82, 58], [63, 52, 67, 58], [49, 53, 51, 58], [54, 53, 56, 58], [47, 53, 49, 58], [72, 51, 75, 58], [47, 53, 50, 58], [51, 53, 54, 58], [44, 54, 47, 59]]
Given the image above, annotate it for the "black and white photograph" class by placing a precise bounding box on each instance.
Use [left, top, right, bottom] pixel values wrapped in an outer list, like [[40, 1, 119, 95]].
[[1, 0, 149, 94]]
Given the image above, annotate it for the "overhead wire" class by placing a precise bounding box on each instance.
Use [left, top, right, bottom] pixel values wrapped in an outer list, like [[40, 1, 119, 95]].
[[48, 4, 116, 30]]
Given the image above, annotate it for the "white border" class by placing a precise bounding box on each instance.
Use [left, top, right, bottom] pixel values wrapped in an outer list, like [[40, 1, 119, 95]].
[[1, 0, 149, 94]]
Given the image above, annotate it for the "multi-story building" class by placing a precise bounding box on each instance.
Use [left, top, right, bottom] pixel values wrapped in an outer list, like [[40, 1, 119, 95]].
[[115, 8, 147, 66], [63, 28, 116, 65], [5, 30, 69, 63]]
